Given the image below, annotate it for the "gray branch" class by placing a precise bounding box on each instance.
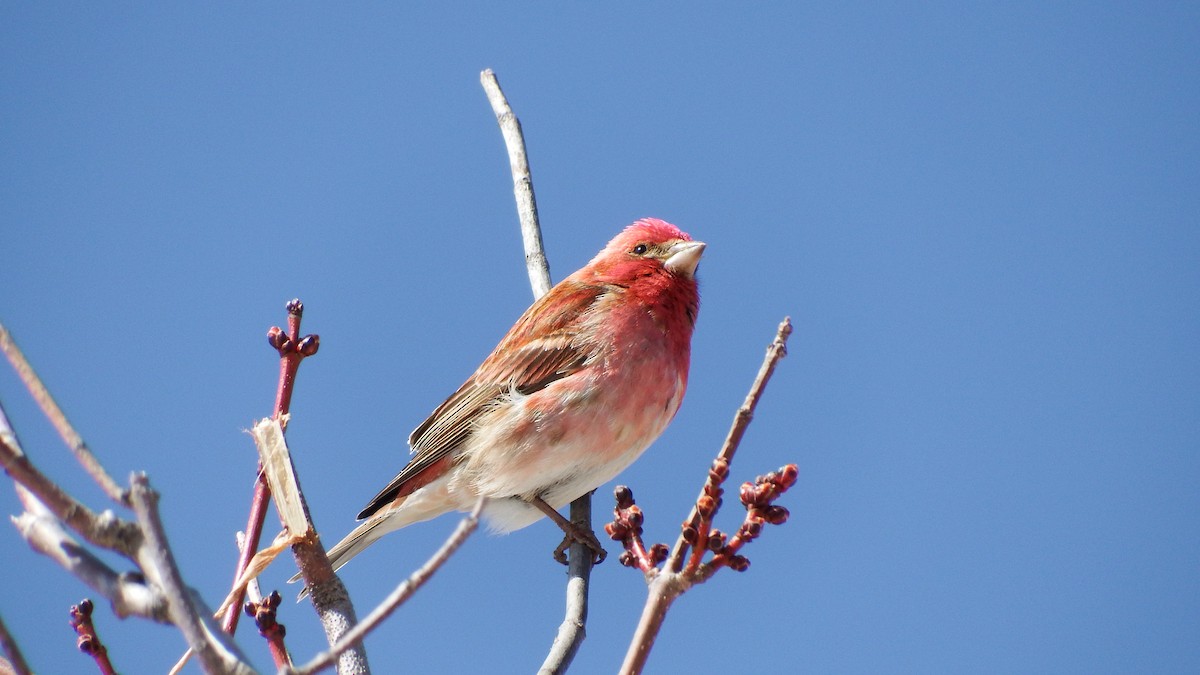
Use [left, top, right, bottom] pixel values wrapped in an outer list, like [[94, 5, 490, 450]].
[[481, 68, 595, 675]]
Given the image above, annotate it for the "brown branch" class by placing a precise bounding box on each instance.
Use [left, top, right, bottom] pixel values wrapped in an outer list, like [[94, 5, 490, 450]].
[[285, 498, 484, 675], [236, 302, 369, 673], [667, 317, 793, 573], [0, 321, 127, 505], [244, 590, 290, 668], [615, 316, 795, 675], [222, 299, 320, 644], [0, 611, 33, 675], [604, 487, 668, 574]]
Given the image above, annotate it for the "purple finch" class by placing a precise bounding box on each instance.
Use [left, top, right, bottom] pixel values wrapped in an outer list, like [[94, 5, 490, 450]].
[[323, 218, 704, 571]]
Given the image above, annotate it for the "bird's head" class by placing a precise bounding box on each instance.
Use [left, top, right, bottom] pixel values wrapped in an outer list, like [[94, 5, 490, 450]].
[[584, 218, 706, 285]]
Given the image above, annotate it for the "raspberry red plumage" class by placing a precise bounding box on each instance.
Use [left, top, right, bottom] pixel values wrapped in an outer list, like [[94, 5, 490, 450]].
[[322, 218, 705, 573]]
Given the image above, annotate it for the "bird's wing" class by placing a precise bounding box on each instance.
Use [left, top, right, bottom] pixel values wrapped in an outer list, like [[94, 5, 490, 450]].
[[355, 282, 607, 520]]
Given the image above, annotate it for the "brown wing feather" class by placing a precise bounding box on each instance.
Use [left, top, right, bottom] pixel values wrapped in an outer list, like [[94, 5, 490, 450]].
[[355, 282, 606, 520]]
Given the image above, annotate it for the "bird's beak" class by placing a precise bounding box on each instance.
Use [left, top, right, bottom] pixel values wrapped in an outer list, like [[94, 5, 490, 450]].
[[664, 240, 706, 277]]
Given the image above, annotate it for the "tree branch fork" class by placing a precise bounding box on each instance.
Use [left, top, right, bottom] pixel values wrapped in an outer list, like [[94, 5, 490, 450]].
[[0, 71, 797, 675]]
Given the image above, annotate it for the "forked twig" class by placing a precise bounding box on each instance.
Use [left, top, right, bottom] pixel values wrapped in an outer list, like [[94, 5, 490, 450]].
[[667, 317, 793, 573], [223, 299, 320, 637], [129, 474, 256, 675], [613, 317, 796, 675], [284, 498, 485, 675]]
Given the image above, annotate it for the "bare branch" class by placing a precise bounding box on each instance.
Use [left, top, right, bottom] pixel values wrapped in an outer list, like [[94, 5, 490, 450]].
[[619, 574, 688, 675], [0, 611, 33, 675], [480, 68, 552, 298], [128, 474, 256, 675], [0, 401, 142, 559], [247, 413, 368, 672], [224, 298, 319, 636], [11, 485, 169, 622], [481, 67, 597, 675], [285, 498, 485, 675], [618, 317, 796, 675], [667, 317, 793, 573], [537, 494, 595, 675], [0, 321, 127, 505]]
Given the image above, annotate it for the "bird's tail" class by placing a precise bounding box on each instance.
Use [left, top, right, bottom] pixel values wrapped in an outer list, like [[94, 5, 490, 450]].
[[290, 494, 451, 599]]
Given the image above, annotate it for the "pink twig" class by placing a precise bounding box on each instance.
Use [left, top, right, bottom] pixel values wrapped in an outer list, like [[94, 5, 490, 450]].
[[69, 599, 116, 675], [614, 317, 795, 675], [604, 487, 668, 574], [244, 590, 291, 668], [222, 299, 318, 636]]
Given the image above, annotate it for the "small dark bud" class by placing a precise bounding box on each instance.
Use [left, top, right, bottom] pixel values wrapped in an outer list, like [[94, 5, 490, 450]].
[[778, 463, 800, 488], [765, 505, 790, 525], [728, 555, 750, 572], [298, 334, 320, 356], [707, 529, 726, 552], [650, 543, 669, 564], [267, 326, 288, 350], [244, 601, 256, 617], [619, 551, 638, 568], [743, 520, 764, 538], [681, 525, 698, 544], [78, 599, 94, 616], [627, 506, 643, 528], [605, 522, 626, 539], [286, 299, 304, 315], [614, 485, 634, 507]]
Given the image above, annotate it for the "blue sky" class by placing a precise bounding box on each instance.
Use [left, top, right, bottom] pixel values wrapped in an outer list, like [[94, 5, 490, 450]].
[[2, 4, 1197, 673]]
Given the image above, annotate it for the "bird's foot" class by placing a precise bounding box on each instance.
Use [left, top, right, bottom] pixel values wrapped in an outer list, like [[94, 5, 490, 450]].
[[529, 496, 607, 565], [553, 523, 607, 566]]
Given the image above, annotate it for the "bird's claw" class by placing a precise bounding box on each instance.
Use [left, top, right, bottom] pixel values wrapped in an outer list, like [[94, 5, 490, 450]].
[[553, 524, 607, 566]]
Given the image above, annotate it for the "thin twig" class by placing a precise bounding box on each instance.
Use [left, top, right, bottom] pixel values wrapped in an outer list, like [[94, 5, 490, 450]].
[[618, 574, 687, 675], [223, 300, 321, 646], [244, 591, 291, 668], [0, 401, 143, 560], [0, 611, 33, 675], [69, 599, 116, 675], [619, 317, 795, 675], [481, 67, 596, 674], [0, 321, 127, 505], [481, 68, 552, 298], [128, 474, 256, 675], [11, 484, 170, 622], [538, 495, 594, 675], [284, 498, 484, 675], [666, 317, 793, 573]]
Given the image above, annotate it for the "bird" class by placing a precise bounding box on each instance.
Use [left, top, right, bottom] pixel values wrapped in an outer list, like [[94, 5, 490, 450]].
[[317, 218, 704, 576]]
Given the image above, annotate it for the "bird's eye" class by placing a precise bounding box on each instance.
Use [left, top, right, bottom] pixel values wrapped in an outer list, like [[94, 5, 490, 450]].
[[631, 243, 649, 255]]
